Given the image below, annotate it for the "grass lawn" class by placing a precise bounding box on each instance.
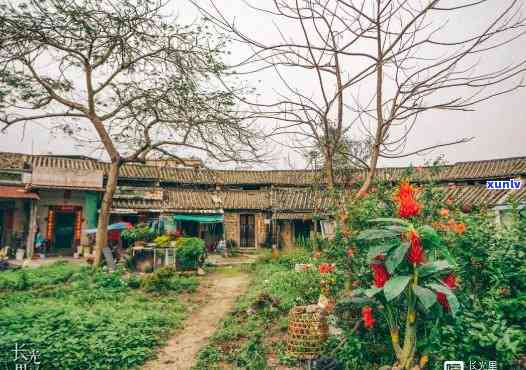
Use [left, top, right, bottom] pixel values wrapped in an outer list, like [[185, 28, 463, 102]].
[[0, 262, 197, 370]]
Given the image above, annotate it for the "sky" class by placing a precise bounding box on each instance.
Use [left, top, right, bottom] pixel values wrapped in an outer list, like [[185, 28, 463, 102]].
[[1, 0, 525, 169]]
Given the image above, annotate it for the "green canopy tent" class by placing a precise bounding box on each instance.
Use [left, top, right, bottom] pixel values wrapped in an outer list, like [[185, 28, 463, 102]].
[[171, 214, 224, 224]]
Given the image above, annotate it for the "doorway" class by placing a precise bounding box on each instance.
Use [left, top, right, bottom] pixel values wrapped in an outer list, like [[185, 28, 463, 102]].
[[239, 214, 255, 248], [53, 211, 76, 253]]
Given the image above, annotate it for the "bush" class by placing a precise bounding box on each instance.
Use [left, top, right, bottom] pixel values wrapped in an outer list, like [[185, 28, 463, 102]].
[[140, 267, 199, 294], [121, 223, 155, 243], [175, 237, 206, 270]]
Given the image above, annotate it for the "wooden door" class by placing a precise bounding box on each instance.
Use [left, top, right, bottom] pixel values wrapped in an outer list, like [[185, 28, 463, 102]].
[[239, 214, 255, 248]]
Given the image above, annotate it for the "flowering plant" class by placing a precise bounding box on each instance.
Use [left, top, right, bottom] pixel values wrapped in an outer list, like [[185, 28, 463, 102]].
[[354, 181, 461, 370], [318, 263, 338, 297]]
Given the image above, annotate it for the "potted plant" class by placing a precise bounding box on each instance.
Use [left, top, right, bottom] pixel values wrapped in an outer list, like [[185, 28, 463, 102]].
[[121, 223, 154, 247]]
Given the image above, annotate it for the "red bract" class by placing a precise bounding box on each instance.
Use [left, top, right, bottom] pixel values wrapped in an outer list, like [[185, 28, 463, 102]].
[[318, 263, 335, 274], [442, 274, 458, 289], [436, 292, 450, 311], [371, 263, 390, 288], [394, 181, 422, 218], [362, 306, 375, 329], [407, 229, 425, 265]]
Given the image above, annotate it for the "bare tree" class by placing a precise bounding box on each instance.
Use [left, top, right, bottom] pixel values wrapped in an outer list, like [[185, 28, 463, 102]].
[[0, 0, 263, 265], [192, 0, 526, 195]]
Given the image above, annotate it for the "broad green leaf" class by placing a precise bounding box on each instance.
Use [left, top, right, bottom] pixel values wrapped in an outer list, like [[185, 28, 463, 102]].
[[427, 282, 452, 295], [367, 243, 398, 262], [439, 245, 457, 266], [384, 275, 411, 301], [385, 225, 407, 233], [368, 217, 411, 226], [364, 287, 382, 298], [350, 288, 365, 297], [386, 242, 409, 273], [357, 228, 399, 241], [413, 285, 437, 310], [446, 292, 460, 317], [428, 283, 460, 317], [418, 260, 452, 277], [419, 225, 441, 249]]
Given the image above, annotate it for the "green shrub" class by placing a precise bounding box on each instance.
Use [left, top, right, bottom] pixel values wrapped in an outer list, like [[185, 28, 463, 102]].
[[140, 267, 199, 294], [175, 237, 206, 270], [121, 223, 155, 243]]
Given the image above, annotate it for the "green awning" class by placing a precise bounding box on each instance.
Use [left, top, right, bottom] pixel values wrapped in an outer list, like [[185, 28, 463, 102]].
[[172, 214, 224, 223]]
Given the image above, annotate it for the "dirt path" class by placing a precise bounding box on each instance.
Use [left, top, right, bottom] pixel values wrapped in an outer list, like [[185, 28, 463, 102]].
[[142, 270, 250, 370]]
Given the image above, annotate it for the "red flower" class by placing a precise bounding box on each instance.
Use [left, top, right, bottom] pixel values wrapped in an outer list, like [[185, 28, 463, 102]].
[[454, 223, 466, 235], [436, 292, 450, 311], [439, 208, 450, 218], [441, 274, 458, 290], [371, 263, 390, 288], [318, 263, 335, 274], [394, 181, 421, 218], [347, 248, 355, 258], [362, 306, 375, 329], [407, 229, 425, 265]]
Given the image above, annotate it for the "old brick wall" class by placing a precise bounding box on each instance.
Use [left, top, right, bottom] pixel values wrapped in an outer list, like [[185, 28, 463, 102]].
[[255, 212, 268, 248], [224, 212, 240, 247]]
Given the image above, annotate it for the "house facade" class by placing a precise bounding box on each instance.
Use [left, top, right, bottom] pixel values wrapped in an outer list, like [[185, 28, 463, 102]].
[[1, 151, 525, 257]]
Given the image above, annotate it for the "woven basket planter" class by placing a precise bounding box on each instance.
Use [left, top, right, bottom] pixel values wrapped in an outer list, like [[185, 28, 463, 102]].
[[287, 304, 329, 359]]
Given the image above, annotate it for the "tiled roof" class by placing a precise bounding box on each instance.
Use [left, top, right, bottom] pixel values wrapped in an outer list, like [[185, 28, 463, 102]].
[[113, 189, 222, 211], [442, 184, 526, 207], [0, 152, 29, 170], [219, 190, 271, 209], [1, 151, 525, 186]]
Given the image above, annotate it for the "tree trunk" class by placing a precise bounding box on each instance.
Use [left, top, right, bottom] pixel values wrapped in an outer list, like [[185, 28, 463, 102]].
[[93, 161, 120, 266], [357, 144, 380, 197], [324, 146, 335, 189]]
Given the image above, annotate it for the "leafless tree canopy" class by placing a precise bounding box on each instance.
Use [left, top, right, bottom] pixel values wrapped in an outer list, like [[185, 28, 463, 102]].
[[0, 0, 263, 165], [193, 0, 526, 191]]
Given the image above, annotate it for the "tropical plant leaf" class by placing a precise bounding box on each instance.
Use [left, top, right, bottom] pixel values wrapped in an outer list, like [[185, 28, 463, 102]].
[[446, 291, 460, 317], [367, 243, 398, 262], [384, 275, 411, 301], [427, 282, 452, 295], [427, 283, 460, 317], [413, 285, 437, 310], [438, 244, 457, 266], [419, 225, 441, 248], [364, 286, 382, 298], [368, 217, 411, 226], [385, 225, 408, 233], [417, 260, 452, 277], [385, 242, 409, 273], [357, 228, 399, 241]]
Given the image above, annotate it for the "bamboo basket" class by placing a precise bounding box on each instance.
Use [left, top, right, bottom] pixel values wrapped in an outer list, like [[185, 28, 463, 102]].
[[287, 304, 329, 359]]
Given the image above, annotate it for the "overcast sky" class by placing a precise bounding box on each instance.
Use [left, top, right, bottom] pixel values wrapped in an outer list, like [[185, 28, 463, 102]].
[[1, 0, 525, 169]]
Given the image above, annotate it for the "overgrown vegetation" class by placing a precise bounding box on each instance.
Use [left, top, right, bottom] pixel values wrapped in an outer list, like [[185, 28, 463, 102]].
[[192, 250, 321, 370], [0, 262, 198, 369], [193, 180, 525, 370]]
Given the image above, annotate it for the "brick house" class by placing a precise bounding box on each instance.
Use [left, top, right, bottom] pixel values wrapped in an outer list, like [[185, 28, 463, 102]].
[[0, 151, 525, 257]]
